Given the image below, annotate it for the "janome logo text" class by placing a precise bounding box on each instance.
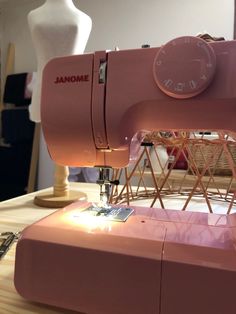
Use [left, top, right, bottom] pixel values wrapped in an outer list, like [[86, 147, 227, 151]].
[[54, 75, 89, 84]]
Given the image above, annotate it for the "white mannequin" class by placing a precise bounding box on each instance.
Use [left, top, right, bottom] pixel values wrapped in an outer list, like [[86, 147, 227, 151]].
[[28, 0, 92, 122], [28, 0, 92, 205]]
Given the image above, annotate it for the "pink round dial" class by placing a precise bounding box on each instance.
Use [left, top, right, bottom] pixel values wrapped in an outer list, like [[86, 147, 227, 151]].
[[153, 36, 216, 99]]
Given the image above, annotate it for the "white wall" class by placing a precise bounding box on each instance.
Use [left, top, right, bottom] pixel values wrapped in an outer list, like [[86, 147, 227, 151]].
[[0, 0, 234, 189], [1, 0, 42, 74], [1, 0, 234, 74], [79, 0, 234, 51]]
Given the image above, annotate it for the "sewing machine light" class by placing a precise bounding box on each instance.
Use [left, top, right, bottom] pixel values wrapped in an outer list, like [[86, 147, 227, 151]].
[[76, 204, 134, 222], [72, 210, 113, 233], [60, 205, 112, 233], [62, 203, 134, 234]]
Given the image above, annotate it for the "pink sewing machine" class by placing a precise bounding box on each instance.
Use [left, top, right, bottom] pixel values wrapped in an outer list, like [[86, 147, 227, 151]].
[[14, 36, 236, 314]]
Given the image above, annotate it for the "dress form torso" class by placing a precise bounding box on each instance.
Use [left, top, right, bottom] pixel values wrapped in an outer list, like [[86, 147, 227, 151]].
[[28, 0, 93, 191], [28, 0, 92, 122]]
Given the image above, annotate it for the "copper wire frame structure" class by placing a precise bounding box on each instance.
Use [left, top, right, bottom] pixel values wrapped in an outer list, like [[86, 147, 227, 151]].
[[110, 131, 236, 214]]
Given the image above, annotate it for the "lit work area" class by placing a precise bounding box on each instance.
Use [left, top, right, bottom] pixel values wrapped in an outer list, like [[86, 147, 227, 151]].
[[0, 1, 236, 313]]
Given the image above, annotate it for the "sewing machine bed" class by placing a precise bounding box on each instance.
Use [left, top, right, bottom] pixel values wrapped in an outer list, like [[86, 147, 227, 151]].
[[14, 201, 236, 314]]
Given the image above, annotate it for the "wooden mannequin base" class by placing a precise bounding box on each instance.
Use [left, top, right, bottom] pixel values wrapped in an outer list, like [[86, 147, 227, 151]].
[[34, 190, 87, 208]]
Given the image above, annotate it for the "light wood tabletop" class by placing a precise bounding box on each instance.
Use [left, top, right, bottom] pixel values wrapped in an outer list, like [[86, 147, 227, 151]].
[[0, 183, 100, 314]]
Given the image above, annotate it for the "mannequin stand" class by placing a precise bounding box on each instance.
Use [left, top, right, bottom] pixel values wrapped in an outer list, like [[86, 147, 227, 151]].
[[34, 164, 86, 208]]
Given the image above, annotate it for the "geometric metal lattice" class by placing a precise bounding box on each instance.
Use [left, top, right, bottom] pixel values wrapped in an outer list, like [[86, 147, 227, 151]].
[[110, 131, 236, 214]]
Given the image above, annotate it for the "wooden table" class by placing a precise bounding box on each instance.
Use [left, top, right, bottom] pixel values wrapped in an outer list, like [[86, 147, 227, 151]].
[[0, 183, 100, 314]]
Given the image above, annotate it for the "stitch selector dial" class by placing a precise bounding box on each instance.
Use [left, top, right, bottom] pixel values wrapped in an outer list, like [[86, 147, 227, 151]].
[[153, 36, 216, 99]]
